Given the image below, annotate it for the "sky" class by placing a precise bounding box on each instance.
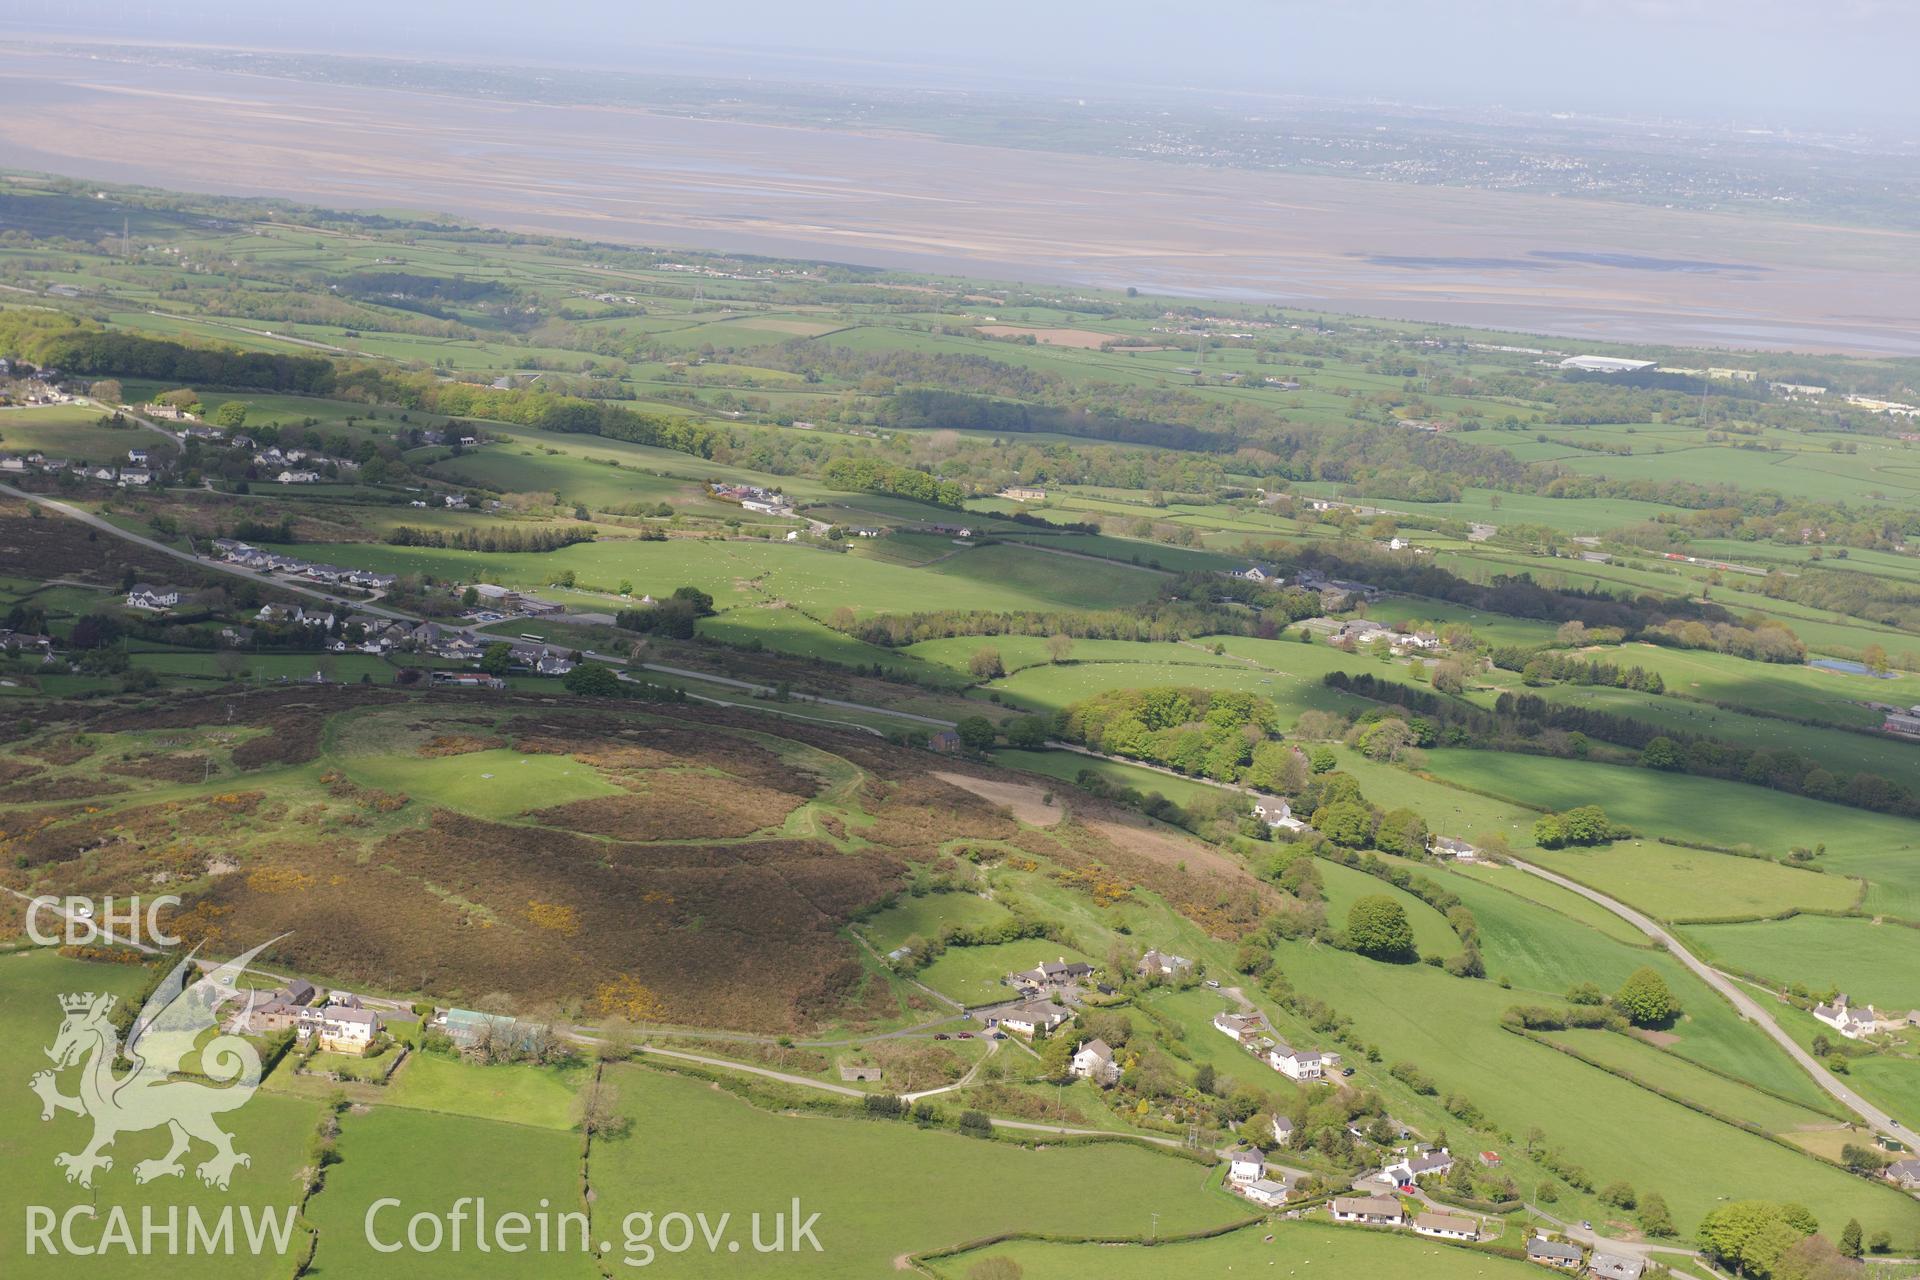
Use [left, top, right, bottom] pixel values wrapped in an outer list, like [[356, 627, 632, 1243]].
[[9, 0, 1920, 130]]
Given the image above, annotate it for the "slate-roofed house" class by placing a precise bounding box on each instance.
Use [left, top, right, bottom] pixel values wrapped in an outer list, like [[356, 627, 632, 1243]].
[[1414, 1212, 1478, 1241], [1588, 1252, 1644, 1280], [1070, 1038, 1120, 1085], [994, 1000, 1071, 1038], [1227, 1149, 1269, 1184], [1383, 1148, 1454, 1186], [125, 583, 181, 611], [1886, 1158, 1920, 1189], [1527, 1237, 1583, 1269], [1330, 1195, 1403, 1225], [1136, 949, 1193, 979]]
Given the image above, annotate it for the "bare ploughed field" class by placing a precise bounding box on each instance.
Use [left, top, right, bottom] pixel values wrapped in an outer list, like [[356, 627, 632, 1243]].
[[932, 771, 1064, 826], [3, 47, 1920, 352]]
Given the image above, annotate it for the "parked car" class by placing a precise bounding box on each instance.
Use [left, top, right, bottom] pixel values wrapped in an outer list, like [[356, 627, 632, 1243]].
[[1204, 979, 1221, 989], [1341, 1066, 1356, 1077], [933, 1033, 950, 1040], [955, 1032, 973, 1039]]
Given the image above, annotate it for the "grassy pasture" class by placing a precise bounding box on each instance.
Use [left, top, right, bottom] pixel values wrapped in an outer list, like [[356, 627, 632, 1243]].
[[1541, 1029, 1840, 1134], [931, 1220, 1549, 1280], [590, 1064, 1238, 1278], [1419, 749, 1912, 903], [337, 749, 624, 820], [305, 1106, 598, 1278], [383, 1052, 587, 1131], [914, 940, 1099, 1007], [1522, 841, 1858, 921], [859, 892, 1016, 955], [1279, 940, 1920, 1239], [0, 402, 159, 463], [1316, 858, 1459, 957], [1684, 915, 1920, 1010]]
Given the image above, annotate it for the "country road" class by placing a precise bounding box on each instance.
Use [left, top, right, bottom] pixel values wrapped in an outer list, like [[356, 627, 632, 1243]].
[[1506, 855, 1905, 1137]]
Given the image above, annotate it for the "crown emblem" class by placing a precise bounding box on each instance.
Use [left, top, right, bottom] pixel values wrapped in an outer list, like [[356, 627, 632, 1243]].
[[59, 992, 111, 1013]]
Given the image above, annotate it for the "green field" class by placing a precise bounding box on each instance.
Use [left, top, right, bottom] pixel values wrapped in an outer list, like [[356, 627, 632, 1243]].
[[1685, 915, 1920, 1010], [1542, 1029, 1840, 1133], [589, 1064, 1239, 1277], [915, 940, 1100, 1007], [860, 892, 1018, 954], [383, 1052, 587, 1130], [1420, 749, 1909, 907], [1279, 940, 1920, 1240], [931, 1219, 1546, 1280], [337, 749, 624, 820], [305, 1106, 599, 1278], [1522, 841, 1859, 921]]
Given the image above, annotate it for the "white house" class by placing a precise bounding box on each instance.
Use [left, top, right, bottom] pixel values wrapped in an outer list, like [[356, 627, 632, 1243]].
[[127, 447, 148, 464], [276, 469, 322, 484], [1250, 794, 1311, 834], [125, 583, 181, 611], [1812, 995, 1893, 1041], [1431, 835, 1479, 861], [1241, 1178, 1291, 1207], [1069, 1038, 1120, 1085], [1270, 1114, 1296, 1147], [1227, 1149, 1268, 1184], [1267, 1042, 1326, 1081], [1213, 1011, 1265, 1043], [1330, 1195, 1403, 1226], [117, 468, 152, 486], [304, 1004, 382, 1054], [996, 1000, 1071, 1038], [1413, 1212, 1477, 1241], [1382, 1148, 1454, 1187]]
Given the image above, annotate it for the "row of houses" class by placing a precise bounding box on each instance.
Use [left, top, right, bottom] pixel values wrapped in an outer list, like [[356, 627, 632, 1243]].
[[210, 540, 398, 592], [3, 455, 153, 485], [1213, 1010, 1340, 1081]]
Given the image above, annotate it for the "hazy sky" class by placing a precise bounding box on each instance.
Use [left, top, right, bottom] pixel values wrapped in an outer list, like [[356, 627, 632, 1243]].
[[12, 0, 1920, 129]]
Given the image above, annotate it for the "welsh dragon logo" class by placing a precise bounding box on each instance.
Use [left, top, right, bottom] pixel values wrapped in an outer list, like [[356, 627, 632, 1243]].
[[29, 937, 281, 1190]]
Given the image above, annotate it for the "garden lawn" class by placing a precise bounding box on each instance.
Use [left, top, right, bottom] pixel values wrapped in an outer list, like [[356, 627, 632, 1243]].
[[383, 1052, 585, 1129], [1685, 915, 1920, 1012], [592, 1064, 1237, 1278], [931, 1219, 1546, 1280]]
